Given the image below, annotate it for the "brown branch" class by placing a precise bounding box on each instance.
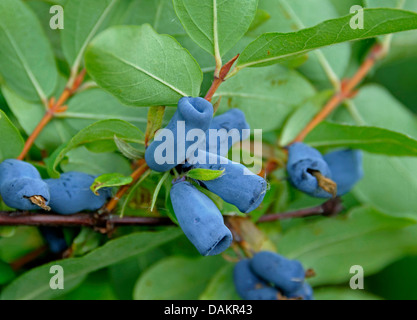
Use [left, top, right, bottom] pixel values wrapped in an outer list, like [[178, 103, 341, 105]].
[[257, 197, 343, 222], [10, 245, 48, 271], [291, 43, 384, 144], [102, 160, 149, 213], [0, 212, 173, 227], [204, 54, 239, 102], [17, 69, 87, 160], [0, 197, 341, 231]]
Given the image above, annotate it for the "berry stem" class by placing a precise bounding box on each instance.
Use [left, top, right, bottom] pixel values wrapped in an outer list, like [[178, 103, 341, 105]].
[[291, 43, 385, 144], [204, 54, 240, 102], [309, 170, 337, 197], [17, 69, 87, 160], [28, 195, 51, 211]]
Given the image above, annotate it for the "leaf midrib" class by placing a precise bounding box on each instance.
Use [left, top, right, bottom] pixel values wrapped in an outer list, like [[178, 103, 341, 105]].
[[71, 0, 118, 70]]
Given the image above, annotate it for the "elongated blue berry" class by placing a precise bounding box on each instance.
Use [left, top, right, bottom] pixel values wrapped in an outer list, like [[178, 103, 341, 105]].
[[188, 151, 267, 213], [145, 97, 213, 172], [233, 259, 269, 299], [324, 149, 363, 196], [39, 226, 68, 254], [250, 251, 305, 294], [206, 109, 250, 157], [45, 172, 111, 215], [170, 180, 232, 256], [0, 159, 50, 210], [287, 283, 314, 300], [246, 287, 280, 300], [287, 143, 334, 198]]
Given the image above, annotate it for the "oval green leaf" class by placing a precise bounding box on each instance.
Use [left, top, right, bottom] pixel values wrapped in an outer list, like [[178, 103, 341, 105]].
[[173, 0, 258, 57], [234, 8, 417, 71], [85, 24, 203, 107], [0, 0, 58, 101]]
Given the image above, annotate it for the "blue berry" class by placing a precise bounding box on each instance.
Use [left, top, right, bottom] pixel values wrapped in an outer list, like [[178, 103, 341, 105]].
[[206, 109, 250, 157], [188, 151, 267, 213], [45, 172, 111, 215], [250, 251, 305, 294], [0, 159, 50, 210], [245, 287, 280, 300], [170, 180, 232, 256], [324, 149, 363, 196], [145, 97, 213, 172], [287, 283, 314, 300], [287, 143, 333, 198], [233, 259, 269, 299], [39, 226, 68, 254]]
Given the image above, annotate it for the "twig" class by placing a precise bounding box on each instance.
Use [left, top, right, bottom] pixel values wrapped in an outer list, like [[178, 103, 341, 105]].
[[257, 197, 343, 222], [17, 69, 87, 160], [0, 212, 173, 227], [102, 160, 149, 213], [0, 197, 342, 229], [291, 43, 384, 143], [204, 54, 240, 102], [9, 245, 48, 271]]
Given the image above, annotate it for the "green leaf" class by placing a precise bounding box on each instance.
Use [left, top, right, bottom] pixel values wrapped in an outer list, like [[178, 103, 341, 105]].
[[90, 173, 133, 195], [2, 83, 75, 151], [234, 8, 417, 71], [279, 91, 332, 146], [61, 0, 120, 71], [60, 147, 132, 176], [279, 206, 417, 286], [214, 65, 316, 131], [0, 227, 44, 263], [85, 24, 202, 107], [71, 227, 103, 257], [0, 109, 24, 161], [0, 260, 14, 285], [187, 168, 225, 181], [133, 256, 225, 300], [0, 227, 16, 238], [253, 0, 351, 88], [199, 263, 240, 300], [27, 1, 66, 63], [59, 88, 149, 133], [46, 119, 144, 177], [0, 0, 58, 101], [194, 184, 224, 210], [305, 121, 417, 156], [109, 248, 167, 300], [247, 9, 271, 33], [145, 106, 166, 145], [151, 171, 171, 212], [366, 0, 417, 62], [121, 169, 151, 217], [173, 0, 259, 57], [120, 0, 185, 35], [1, 228, 182, 300], [56, 271, 117, 300], [314, 287, 381, 300], [114, 136, 144, 160], [334, 85, 417, 215]]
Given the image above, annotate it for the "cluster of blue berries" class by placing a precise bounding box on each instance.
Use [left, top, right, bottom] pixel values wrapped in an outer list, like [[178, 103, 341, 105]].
[[0, 159, 111, 214], [0, 159, 111, 252], [234, 251, 313, 300], [287, 143, 363, 198], [145, 97, 267, 256]]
